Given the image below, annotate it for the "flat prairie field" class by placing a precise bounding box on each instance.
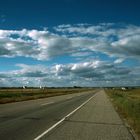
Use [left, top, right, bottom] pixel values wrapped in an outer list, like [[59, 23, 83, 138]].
[[0, 88, 95, 104]]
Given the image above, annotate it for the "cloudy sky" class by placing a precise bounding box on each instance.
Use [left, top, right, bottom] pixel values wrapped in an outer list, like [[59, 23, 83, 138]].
[[0, 0, 140, 87]]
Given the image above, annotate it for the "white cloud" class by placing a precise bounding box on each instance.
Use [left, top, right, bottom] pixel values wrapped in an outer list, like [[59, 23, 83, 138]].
[[54, 23, 116, 37], [0, 23, 140, 61], [0, 61, 140, 87], [114, 58, 124, 64], [111, 35, 140, 58], [0, 23, 140, 87]]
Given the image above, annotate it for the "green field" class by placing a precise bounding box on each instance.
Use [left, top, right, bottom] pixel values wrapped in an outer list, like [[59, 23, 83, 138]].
[[0, 88, 95, 104], [105, 88, 140, 139]]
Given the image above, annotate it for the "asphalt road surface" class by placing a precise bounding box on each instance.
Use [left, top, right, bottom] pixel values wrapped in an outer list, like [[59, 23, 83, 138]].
[[0, 90, 134, 140], [0, 90, 95, 140]]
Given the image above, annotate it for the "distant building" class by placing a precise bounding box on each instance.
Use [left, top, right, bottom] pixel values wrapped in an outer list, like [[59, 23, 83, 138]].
[[121, 87, 127, 90], [39, 85, 44, 89], [23, 86, 26, 89]]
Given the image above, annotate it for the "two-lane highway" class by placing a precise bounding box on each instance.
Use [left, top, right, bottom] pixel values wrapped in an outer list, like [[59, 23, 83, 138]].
[[0, 91, 95, 140]]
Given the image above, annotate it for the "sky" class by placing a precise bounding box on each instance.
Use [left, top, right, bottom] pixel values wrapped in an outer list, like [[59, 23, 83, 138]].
[[0, 0, 140, 87]]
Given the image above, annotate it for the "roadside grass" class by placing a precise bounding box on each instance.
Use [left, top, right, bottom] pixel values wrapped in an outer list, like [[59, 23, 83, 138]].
[[105, 88, 140, 139], [0, 88, 96, 104]]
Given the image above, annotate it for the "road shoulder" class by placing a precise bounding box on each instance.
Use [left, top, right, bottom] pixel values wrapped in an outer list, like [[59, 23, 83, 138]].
[[40, 90, 134, 140]]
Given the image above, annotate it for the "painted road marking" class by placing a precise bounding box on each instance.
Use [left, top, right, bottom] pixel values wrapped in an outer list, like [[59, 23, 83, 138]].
[[41, 102, 54, 106], [34, 93, 97, 140]]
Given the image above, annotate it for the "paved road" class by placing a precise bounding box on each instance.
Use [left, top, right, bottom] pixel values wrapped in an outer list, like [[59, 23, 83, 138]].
[[40, 90, 134, 140], [0, 90, 95, 140], [0, 90, 134, 140]]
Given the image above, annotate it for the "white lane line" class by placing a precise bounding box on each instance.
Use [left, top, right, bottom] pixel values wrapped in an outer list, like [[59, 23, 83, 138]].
[[34, 93, 97, 140], [41, 102, 54, 106]]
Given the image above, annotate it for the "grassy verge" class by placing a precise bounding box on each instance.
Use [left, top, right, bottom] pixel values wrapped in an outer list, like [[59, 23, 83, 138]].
[[105, 88, 140, 139], [0, 88, 96, 104]]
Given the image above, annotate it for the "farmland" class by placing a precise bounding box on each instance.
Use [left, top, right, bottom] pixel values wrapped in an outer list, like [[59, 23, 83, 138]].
[[0, 87, 95, 104]]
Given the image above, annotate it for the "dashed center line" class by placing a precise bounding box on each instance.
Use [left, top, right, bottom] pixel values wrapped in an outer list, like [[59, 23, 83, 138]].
[[41, 102, 54, 106]]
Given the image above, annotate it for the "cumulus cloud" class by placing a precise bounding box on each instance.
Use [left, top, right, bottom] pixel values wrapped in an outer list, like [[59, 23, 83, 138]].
[[0, 23, 140, 61], [0, 61, 139, 87], [54, 23, 140, 60], [111, 35, 140, 58], [114, 58, 125, 64], [0, 23, 140, 87]]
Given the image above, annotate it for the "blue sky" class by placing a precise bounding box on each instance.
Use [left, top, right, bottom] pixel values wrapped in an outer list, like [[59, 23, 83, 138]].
[[1, 0, 140, 29], [0, 0, 140, 87]]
